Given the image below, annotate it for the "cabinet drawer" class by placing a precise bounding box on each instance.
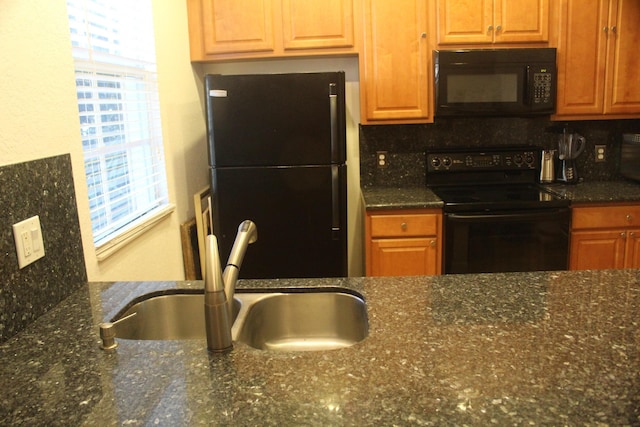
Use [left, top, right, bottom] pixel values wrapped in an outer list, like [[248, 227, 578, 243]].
[[370, 214, 438, 237], [573, 205, 640, 229]]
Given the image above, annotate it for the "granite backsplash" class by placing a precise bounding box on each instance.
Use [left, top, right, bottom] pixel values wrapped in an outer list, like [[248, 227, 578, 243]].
[[0, 154, 87, 343], [360, 117, 640, 187]]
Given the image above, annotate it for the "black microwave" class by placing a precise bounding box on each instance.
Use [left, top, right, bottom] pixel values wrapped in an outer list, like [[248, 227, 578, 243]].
[[434, 48, 557, 117]]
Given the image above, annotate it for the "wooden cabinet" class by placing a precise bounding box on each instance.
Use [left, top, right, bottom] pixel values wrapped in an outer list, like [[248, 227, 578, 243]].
[[359, 0, 432, 123], [554, 0, 640, 119], [366, 209, 442, 276], [187, 0, 357, 61], [436, 0, 549, 45], [570, 204, 640, 270]]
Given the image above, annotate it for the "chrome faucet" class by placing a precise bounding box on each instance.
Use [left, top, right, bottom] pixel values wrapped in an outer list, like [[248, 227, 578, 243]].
[[204, 220, 257, 352]]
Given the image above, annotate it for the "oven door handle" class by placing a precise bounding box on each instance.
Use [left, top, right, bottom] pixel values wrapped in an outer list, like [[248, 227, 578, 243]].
[[447, 209, 568, 222]]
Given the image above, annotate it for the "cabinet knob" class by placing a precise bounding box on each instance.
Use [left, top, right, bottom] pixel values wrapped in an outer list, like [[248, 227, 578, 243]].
[[488, 25, 493, 32], [429, 239, 436, 247], [621, 232, 627, 238], [495, 25, 502, 32], [400, 222, 407, 231], [603, 26, 608, 33], [420, 32, 427, 39], [611, 25, 617, 34], [631, 232, 636, 238], [626, 214, 633, 222]]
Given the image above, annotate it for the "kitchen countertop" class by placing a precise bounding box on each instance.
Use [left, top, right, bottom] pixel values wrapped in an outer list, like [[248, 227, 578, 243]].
[[1, 271, 639, 425], [362, 180, 640, 210]]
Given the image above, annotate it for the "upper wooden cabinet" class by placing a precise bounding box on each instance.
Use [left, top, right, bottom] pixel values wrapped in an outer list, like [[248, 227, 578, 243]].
[[554, 0, 640, 119], [436, 0, 549, 45], [187, 0, 357, 61], [360, 0, 432, 123]]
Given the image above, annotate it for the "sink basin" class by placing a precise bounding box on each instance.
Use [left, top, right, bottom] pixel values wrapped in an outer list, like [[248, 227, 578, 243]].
[[108, 288, 368, 351], [236, 291, 368, 351]]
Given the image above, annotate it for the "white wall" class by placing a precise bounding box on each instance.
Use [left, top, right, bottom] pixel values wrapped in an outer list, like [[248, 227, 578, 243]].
[[0, 1, 364, 280]]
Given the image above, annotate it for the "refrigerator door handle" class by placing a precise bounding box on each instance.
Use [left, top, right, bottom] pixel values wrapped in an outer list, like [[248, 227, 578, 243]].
[[329, 83, 339, 163], [331, 165, 341, 238]]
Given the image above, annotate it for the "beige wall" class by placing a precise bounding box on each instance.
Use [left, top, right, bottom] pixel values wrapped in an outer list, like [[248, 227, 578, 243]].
[[0, 0, 202, 281], [0, 1, 364, 280]]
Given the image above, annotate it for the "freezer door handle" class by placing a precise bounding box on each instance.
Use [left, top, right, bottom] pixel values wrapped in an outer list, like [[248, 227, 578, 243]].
[[331, 165, 341, 238], [329, 83, 339, 163]]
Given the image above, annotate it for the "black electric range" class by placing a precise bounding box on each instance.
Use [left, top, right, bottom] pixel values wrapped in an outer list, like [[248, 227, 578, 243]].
[[426, 146, 571, 274], [426, 146, 569, 212]]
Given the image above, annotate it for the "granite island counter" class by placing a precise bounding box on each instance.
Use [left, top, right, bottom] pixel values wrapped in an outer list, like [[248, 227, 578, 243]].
[[1, 270, 639, 426]]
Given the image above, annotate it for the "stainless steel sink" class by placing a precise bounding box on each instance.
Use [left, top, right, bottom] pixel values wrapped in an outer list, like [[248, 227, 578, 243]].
[[108, 288, 368, 351]]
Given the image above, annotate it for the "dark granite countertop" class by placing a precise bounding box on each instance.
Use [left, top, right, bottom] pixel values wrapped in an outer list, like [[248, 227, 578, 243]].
[[361, 186, 443, 210], [1, 271, 640, 425], [362, 180, 640, 210], [544, 180, 640, 204]]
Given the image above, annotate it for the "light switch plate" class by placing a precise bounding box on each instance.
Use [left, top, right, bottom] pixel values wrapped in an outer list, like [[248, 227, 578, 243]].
[[12, 215, 45, 268]]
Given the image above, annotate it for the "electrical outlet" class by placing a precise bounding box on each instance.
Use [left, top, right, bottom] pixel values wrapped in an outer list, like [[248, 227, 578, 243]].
[[376, 151, 388, 168], [595, 145, 606, 162], [12, 215, 45, 268]]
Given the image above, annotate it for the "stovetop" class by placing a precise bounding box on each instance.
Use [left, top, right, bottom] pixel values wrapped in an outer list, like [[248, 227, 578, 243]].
[[426, 146, 570, 212], [429, 184, 569, 212]]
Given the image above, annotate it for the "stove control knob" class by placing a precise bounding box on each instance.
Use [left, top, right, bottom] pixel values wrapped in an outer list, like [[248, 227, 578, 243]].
[[431, 157, 441, 168], [524, 153, 535, 165], [442, 157, 452, 167], [513, 154, 523, 165]]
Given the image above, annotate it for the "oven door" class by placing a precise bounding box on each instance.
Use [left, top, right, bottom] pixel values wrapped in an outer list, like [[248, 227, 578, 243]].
[[444, 208, 570, 274]]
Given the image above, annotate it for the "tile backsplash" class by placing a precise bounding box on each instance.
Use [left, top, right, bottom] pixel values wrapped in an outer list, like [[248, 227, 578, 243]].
[[0, 154, 87, 343], [360, 117, 640, 187]]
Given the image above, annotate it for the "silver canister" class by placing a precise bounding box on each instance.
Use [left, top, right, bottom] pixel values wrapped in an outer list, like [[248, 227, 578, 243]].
[[540, 149, 556, 183]]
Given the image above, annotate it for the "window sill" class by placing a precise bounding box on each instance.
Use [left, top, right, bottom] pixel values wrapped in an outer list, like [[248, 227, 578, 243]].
[[95, 204, 176, 262]]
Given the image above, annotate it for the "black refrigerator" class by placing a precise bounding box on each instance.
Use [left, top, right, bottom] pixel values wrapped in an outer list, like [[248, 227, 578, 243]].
[[204, 72, 348, 279]]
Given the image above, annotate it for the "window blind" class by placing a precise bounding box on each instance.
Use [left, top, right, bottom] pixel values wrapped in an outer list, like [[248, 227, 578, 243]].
[[67, 0, 169, 246]]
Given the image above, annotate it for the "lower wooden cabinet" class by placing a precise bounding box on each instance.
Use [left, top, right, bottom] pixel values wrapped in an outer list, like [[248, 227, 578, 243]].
[[365, 209, 442, 276], [570, 204, 640, 270]]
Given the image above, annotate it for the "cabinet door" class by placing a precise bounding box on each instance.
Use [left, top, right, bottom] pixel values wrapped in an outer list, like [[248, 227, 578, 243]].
[[494, 0, 549, 43], [200, 0, 275, 55], [604, 0, 640, 114], [570, 230, 626, 270], [555, 0, 608, 115], [370, 238, 438, 276], [625, 230, 640, 268], [281, 0, 354, 50], [436, 0, 493, 44], [361, 0, 430, 122]]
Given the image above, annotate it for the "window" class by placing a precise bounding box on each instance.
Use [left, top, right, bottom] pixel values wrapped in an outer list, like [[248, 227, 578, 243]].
[[67, 0, 170, 252]]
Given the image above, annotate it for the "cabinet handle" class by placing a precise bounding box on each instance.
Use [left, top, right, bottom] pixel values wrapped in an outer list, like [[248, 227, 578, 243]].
[[400, 222, 407, 231]]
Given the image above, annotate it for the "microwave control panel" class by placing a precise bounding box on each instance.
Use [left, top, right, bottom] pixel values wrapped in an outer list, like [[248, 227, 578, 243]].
[[530, 66, 554, 106]]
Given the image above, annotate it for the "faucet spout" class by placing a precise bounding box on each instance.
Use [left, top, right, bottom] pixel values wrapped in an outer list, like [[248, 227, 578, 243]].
[[204, 234, 232, 352], [223, 220, 258, 317]]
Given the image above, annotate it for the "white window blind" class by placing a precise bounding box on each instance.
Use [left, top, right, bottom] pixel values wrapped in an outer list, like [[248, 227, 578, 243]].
[[67, 0, 169, 247]]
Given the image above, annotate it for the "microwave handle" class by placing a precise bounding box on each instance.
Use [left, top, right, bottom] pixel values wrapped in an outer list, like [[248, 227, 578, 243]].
[[525, 65, 533, 106]]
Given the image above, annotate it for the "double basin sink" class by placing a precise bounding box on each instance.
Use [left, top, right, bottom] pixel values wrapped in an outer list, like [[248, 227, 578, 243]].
[[108, 288, 368, 352]]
